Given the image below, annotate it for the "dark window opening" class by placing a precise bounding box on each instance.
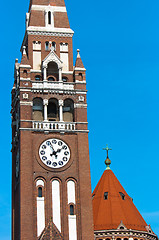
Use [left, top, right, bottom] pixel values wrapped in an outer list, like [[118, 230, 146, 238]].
[[62, 77, 68, 82], [38, 187, 42, 197], [48, 11, 51, 24], [79, 72, 83, 81], [33, 98, 44, 121], [48, 77, 55, 81], [47, 99, 58, 121], [120, 226, 124, 229], [47, 62, 58, 81], [104, 192, 108, 200], [119, 192, 125, 200], [63, 99, 74, 122], [45, 42, 49, 51], [52, 42, 56, 50], [92, 194, 95, 199], [70, 205, 74, 215], [35, 75, 41, 81]]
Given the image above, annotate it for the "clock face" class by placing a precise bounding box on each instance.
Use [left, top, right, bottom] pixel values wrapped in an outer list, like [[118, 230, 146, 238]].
[[39, 138, 71, 169]]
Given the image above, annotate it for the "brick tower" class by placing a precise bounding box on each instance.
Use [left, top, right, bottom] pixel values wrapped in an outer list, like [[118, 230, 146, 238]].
[[11, 0, 94, 239]]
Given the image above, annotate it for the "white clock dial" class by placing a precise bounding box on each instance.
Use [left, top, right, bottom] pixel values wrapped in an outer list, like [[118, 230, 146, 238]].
[[39, 138, 70, 169]]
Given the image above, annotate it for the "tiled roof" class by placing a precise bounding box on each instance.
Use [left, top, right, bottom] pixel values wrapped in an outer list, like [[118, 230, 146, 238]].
[[92, 169, 147, 231]]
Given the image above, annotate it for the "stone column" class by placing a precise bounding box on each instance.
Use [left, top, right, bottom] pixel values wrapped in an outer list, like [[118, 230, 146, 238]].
[[43, 99, 48, 121], [43, 66, 47, 80], [58, 100, 64, 122], [59, 67, 62, 82]]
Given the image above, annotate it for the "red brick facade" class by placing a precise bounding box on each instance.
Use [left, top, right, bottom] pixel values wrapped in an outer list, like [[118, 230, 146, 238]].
[[11, 0, 94, 239]]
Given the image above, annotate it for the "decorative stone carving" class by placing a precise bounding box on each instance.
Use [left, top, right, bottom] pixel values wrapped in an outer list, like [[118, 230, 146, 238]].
[[23, 93, 29, 99], [78, 96, 84, 102]]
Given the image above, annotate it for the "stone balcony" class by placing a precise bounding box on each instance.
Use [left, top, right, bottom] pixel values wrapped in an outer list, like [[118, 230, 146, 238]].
[[20, 120, 88, 133]]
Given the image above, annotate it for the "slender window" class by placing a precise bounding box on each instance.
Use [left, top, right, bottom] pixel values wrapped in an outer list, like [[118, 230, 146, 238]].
[[48, 11, 51, 25], [70, 205, 74, 215], [119, 192, 125, 200], [45, 42, 49, 51], [104, 192, 108, 200], [52, 42, 56, 51], [38, 187, 42, 198]]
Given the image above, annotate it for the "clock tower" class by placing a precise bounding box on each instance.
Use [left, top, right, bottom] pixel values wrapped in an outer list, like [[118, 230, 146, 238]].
[[11, 0, 94, 239]]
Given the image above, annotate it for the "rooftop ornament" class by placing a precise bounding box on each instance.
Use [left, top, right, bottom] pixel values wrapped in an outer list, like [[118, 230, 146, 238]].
[[103, 144, 112, 170]]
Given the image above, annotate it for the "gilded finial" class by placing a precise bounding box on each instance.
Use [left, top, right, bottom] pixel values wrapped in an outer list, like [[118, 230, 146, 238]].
[[103, 144, 112, 170]]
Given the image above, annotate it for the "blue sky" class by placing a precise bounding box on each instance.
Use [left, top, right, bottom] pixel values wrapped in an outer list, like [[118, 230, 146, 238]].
[[0, 0, 159, 239]]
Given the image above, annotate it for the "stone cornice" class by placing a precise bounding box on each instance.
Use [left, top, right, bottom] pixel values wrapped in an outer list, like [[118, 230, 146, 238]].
[[27, 26, 74, 37]]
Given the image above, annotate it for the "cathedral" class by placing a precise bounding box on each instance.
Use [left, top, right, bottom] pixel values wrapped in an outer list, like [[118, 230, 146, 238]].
[[11, 0, 158, 239]]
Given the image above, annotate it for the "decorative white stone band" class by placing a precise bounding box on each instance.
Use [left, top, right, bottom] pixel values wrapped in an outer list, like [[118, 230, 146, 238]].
[[31, 5, 67, 12], [32, 81, 74, 90], [37, 197, 45, 237], [52, 180, 61, 232], [68, 215, 77, 240], [27, 26, 74, 37]]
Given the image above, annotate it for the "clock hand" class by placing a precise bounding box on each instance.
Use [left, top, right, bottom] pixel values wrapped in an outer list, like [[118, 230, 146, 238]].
[[50, 144, 57, 157]]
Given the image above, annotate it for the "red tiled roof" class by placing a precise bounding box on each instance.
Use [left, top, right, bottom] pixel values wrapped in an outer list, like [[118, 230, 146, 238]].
[[92, 169, 147, 231]]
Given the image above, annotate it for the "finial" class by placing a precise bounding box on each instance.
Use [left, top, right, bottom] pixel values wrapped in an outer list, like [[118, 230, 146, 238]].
[[22, 46, 26, 55], [77, 49, 80, 58], [103, 144, 112, 170]]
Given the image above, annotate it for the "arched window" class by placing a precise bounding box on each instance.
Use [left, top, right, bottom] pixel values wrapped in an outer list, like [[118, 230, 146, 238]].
[[47, 98, 59, 121], [52, 42, 56, 51], [48, 11, 51, 25], [79, 73, 83, 81], [38, 187, 42, 197], [63, 99, 74, 122], [47, 61, 59, 81], [45, 41, 49, 51], [70, 205, 74, 215], [35, 75, 41, 81], [33, 98, 43, 121], [23, 70, 27, 78]]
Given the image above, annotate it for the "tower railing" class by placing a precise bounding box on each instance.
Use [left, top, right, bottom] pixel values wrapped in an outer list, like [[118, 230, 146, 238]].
[[32, 121, 76, 131]]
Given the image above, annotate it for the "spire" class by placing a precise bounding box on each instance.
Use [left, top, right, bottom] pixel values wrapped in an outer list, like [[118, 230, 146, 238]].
[[92, 168, 148, 232], [103, 144, 112, 170], [75, 49, 85, 68]]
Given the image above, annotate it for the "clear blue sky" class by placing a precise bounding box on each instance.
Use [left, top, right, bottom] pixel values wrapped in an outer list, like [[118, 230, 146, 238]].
[[0, 0, 159, 239]]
